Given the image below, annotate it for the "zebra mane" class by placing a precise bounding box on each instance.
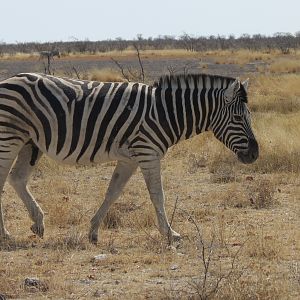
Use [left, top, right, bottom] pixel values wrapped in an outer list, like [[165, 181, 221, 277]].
[[154, 73, 236, 90]]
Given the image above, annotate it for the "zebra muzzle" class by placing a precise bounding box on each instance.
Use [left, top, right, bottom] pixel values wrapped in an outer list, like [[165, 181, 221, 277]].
[[237, 138, 259, 164]]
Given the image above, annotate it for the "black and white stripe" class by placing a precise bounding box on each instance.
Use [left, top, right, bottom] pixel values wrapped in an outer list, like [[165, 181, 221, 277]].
[[0, 72, 258, 243]]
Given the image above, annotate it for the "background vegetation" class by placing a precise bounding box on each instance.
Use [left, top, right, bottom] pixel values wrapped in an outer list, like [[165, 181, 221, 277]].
[[1, 32, 300, 56]]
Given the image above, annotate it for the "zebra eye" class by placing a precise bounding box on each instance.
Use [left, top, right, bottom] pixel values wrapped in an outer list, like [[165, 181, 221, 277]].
[[233, 114, 243, 122]]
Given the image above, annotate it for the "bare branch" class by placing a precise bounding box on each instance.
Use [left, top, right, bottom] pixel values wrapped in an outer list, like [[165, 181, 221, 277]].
[[72, 67, 81, 79], [167, 196, 179, 246], [110, 57, 130, 82], [133, 43, 145, 83]]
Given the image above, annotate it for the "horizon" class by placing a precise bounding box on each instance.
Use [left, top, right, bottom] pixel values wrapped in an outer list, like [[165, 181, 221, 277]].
[[1, 31, 299, 46]]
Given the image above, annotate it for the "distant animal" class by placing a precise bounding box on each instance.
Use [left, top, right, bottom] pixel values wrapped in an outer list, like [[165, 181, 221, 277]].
[[39, 50, 60, 60], [0, 73, 258, 243]]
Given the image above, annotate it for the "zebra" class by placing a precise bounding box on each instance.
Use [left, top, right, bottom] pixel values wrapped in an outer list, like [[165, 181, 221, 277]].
[[39, 50, 60, 60], [39, 50, 60, 75], [0, 72, 258, 243]]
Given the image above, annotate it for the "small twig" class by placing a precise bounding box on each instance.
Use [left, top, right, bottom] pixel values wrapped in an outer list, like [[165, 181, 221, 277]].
[[126, 66, 139, 80], [167, 65, 178, 76], [72, 66, 81, 79], [133, 43, 145, 83], [170, 204, 247, 299], [110, 57, 130, 82], [167, 196, 179, 245]]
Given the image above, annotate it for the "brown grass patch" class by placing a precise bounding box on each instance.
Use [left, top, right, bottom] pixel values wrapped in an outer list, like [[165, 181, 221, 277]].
[[250, 112, 300, 173], [246, 222, 281, 260], [269, 58, 300, 73], [246, 179, 277, 209], [87, 68, 124, 82], [249, 74, 300, 113], [210, 49, 274, 65]]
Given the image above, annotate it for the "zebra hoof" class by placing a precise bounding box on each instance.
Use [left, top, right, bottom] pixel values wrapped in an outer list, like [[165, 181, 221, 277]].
[[88, 231, 98, 245], [169, 231, 182, 243], [30, 223, 44, 238]]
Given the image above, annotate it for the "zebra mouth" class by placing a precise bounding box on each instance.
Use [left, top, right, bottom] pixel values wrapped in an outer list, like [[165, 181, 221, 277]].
[[237, 138, 259, 164], [237, 151, 257, 164]]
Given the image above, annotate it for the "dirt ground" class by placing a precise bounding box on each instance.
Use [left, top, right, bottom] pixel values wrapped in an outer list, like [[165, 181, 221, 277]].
[[0, 51, 257, 82], [0, 142, 299, 299], [0, 52, 299, 299]]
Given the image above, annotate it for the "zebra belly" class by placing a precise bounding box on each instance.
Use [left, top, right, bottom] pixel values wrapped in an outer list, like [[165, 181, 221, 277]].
[[31, 136, 132, 166]]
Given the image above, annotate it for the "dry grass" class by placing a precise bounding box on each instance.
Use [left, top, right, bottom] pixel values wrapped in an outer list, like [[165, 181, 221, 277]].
[[269, 58, 300, 73], [87, 68, 124, 82], [0, 52, 38, 60], [208, 49, 275, 65], [0, 49, 201, 62], [249, 74, 300, 113], [0, 50, 300, 299], [250, 112, 300, 173]]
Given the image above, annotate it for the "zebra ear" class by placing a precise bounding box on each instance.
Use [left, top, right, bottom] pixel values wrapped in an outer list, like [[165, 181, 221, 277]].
[[242, 79, 249, 91], [224, 79, 240, 103]]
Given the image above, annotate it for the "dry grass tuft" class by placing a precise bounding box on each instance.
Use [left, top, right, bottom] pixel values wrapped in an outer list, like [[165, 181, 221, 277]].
[[87, 68, 123, 82], [221, 179, 277, 210], [102, 201, 156, 230], [209, 161, 236, 183], [246, 223, 281, 260], [102, 206, 122, 229], [221, 183, 250, 208], [44, 228, 89, 251], [246, 179, 277, 209]]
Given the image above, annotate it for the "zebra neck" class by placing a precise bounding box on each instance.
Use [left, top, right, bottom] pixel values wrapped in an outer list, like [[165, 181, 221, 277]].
[[153, 85, 219, 147]]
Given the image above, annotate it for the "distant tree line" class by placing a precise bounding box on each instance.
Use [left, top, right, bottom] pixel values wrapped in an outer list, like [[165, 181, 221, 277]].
[[0, 32, 300, 56]]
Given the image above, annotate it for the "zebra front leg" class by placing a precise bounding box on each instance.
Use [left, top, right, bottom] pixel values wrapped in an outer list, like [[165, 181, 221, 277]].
[[89, 160, 137, 244], [8, 142, 44, 238], [140, 159, 181, 242]]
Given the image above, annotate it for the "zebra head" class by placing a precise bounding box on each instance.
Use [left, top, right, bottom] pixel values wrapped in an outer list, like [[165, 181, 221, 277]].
[[211, 79, 259, 164]]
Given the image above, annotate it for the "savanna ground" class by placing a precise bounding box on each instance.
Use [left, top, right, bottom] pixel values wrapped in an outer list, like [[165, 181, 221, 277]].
[[0, 49, 300, 299]]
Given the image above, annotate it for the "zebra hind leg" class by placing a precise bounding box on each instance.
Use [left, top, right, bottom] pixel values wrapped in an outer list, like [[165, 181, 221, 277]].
[[89, 161, 137, 244], [139, 159, 181, 242], [0, 140, 26, 240], [8, 141, 44, 238]]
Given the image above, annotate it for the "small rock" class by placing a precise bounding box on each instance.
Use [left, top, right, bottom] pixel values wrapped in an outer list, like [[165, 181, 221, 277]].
[[94, 289, 106, 297], [166, 245, 177, 252], [24, 277, 39, 287], [79, 279, 94, 285], [91, 254, 108, 262], [170, 264, 179, 270], [24, 277, 48, 292]]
